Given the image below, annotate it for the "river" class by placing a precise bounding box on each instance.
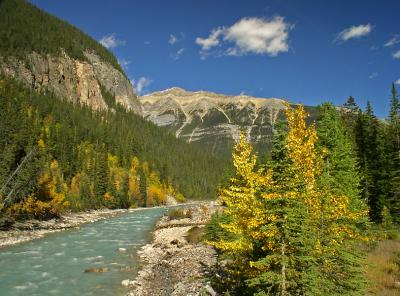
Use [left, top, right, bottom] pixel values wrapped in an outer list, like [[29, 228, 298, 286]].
[[0, 207, 166, 296]]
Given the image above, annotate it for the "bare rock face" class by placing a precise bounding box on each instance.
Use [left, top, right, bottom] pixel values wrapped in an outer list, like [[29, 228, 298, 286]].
[[0, 51, 142, 114], [140, 87, 287, 155], [84, 52, 142, 113]]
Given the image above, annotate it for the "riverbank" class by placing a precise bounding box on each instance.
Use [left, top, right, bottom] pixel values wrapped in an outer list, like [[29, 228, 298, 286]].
[[124, 201, 219, 296], [0, 209, 126, 248]]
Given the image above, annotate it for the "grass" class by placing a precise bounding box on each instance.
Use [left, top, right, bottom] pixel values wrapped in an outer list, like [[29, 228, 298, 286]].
[[366, 230, 400, 296]]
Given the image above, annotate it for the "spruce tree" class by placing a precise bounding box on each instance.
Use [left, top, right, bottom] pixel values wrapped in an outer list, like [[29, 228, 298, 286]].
[[364, 102, 385, 222], [315, 103, 368, 295], [387, 83, 400, 222], [210, 105, 368, 295]]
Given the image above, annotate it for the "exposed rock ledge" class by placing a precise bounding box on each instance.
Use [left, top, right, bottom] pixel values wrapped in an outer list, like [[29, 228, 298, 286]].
[[0, 209, 125, 248], [124, 202, 219, 296], [0, 50, 142, 114]]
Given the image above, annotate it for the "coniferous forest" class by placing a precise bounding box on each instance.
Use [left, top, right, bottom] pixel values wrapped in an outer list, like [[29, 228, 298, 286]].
[[0, 77, 228, 221], [204, 85, 400, 295], [0, 0, 400, 295]]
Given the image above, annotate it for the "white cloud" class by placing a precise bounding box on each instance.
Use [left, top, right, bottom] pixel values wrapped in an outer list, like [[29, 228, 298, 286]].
[[118, 59, 131, 69], [169, 32, 185, 45], [195, 27, 225, 50], [369, 72, 378, 79], [336, 24, 373, 42], [169, 34, 178, 45], [224, 17, 292, 56], [384, 35, 400, 47], [132, 77, 153, 96], [395, 79, 400, 85], [99, 33, 126, 49], [172, 48, 185, 60], [195, 17, 292, 58], [393, 50, 400, 59]]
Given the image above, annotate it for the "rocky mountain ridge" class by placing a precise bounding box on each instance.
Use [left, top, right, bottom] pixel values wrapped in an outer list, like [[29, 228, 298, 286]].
[[140, 87, 290, 155], [0, 50, 142, 114]]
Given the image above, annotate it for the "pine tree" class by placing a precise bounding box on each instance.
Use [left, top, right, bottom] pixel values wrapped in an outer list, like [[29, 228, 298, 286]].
[[315, 103, 368, 295], [209, 104, 368, 295], [94, 145, 108, 200], [364, 102, 385, 222], [207, 131, 273, 294], [387, 83, 400, 222]]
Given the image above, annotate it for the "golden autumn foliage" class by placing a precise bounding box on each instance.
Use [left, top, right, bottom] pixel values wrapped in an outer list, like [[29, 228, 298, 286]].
[[10, 160, 69, 219], [209, 132, 274, 253], [210, 104, 368, 295]]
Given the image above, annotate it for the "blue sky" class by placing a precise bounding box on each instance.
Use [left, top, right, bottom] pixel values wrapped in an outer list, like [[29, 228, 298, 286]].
[[31, 0, 400, 118]]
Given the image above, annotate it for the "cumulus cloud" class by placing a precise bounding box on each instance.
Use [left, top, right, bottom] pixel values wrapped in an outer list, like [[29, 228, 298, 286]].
[[395, 79, 400, 85], [393, 50, 400, 59], [118, 59, 131, 69], [196, 17, 292, 58], [369, 72, 378, 79], [99, 33, 126, 49], [224, 17, 292, 56], [172, 48, 185, 60], [132, 77, 153, 96], [384, 35, 400, 47], [196, 27, 225, 50], [336, 24, 373, 42]]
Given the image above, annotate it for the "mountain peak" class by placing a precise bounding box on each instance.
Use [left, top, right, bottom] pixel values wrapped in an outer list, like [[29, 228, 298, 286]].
[[139, 87, 298, 155]]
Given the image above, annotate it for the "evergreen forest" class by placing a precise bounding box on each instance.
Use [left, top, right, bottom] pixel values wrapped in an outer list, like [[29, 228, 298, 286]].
[[204, 84, 400, 295], [0, 77, 228, 221]]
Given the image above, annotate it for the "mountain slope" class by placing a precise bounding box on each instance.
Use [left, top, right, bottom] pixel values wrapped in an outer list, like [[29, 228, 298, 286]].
[[0, 0, 141, 114], [0, 1, 230, 223], [141, 87, 318, 156]]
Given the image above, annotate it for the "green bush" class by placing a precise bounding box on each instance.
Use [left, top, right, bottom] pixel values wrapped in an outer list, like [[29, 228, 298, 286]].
[[166, 208, 192, 220]]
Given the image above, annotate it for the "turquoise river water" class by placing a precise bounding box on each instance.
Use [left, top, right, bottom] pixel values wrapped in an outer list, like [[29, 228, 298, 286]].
[[0, 207, 166, 296]]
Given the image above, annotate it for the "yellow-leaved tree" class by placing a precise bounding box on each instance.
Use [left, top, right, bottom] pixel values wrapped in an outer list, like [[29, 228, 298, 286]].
[[11, 159, 69, 219], [209, 104, 368, 296]]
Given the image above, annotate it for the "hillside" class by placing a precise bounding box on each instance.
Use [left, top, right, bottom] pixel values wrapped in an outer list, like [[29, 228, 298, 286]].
[[0, 77, 228, 217], [0, 0, 230, 222], [141, 87, 318, 156], [0, 0, 141, 114]]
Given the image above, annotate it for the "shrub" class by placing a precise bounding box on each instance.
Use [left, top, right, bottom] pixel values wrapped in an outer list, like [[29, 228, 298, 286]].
[[166, 208, 192, 220]]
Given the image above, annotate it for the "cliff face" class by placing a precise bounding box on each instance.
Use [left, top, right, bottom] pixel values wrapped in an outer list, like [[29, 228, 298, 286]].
[[140, 87, 289, 156], [0, 50, 142, 114]]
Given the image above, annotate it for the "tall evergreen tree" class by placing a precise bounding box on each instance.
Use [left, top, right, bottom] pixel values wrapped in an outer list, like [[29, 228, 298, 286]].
[[315, 103, 368, 294], [209, 105, 368, 295], [387, 83, 400, 222], [364, 102, 385, 222]]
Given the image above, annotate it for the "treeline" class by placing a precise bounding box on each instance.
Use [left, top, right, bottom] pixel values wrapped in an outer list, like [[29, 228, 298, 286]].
[[0, 77, 227, 221], [205, 84, 399, 295], [342, 84, 400, 224], [0, 0, 125, 75]]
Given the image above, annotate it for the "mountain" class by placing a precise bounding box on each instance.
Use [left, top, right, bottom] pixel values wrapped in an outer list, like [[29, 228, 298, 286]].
[[0, 0, 229, 223], [0, 0, 141, 114], [140, 87, 318, 156]]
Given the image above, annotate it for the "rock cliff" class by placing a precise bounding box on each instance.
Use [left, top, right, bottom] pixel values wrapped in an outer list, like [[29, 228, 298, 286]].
[[0, 50, 142, 114]]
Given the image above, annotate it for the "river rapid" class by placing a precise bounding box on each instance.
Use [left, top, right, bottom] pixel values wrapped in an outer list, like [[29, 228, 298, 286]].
[[0, 207, 166, 296]]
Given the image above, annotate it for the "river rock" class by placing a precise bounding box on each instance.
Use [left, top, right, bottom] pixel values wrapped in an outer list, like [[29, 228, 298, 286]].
[[84, 267, 109, 273], [126, 202, 219, 296], [122, 279, 136, 287], [118, 247, 127, 252], [203, 284, 217, 296]]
